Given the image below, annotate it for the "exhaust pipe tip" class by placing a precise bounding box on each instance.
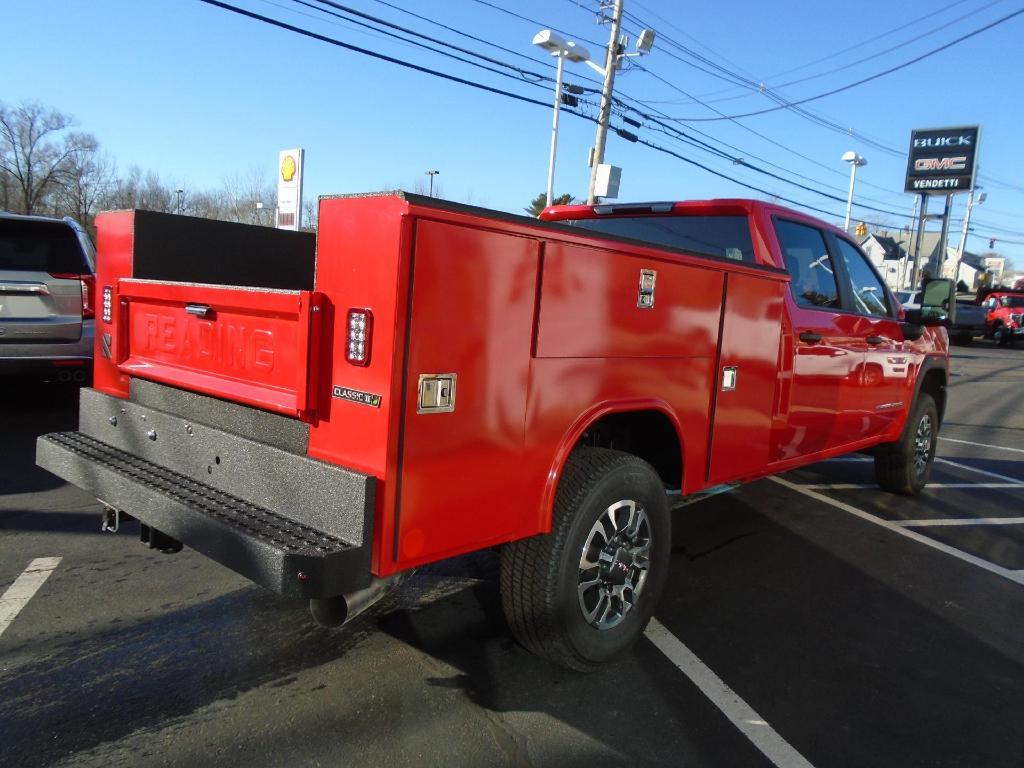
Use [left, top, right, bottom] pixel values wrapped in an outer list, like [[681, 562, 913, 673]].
[[309, 572, 410, 629], [309, 596, 349, 628]]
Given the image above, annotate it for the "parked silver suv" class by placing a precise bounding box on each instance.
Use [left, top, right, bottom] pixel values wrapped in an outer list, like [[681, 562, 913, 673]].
[[0, 213, 95, 382]]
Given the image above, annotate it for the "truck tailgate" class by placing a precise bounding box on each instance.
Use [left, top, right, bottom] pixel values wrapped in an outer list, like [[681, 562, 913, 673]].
[[116, 279, 322, 417]]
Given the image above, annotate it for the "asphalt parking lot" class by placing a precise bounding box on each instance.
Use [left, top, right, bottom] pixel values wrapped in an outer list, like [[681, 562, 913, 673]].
[[2, 342, 1023, 768]]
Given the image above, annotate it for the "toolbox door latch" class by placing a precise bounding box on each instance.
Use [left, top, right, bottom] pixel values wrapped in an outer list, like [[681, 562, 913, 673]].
[[417, 373, 457, 414]]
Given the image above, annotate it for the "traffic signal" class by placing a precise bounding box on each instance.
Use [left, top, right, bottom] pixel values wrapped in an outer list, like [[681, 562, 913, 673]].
[[989, 238, 996, 249], [855, 221, 868, 237]]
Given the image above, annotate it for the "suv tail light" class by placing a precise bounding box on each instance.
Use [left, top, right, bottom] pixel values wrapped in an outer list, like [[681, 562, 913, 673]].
[[346, 309, 373, 366], [49, 272, 96, 319], [80, 274, 96, 319]]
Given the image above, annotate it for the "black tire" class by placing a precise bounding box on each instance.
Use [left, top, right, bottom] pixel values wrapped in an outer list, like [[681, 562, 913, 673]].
[[955, 332, 973, 346], [874, 393, 938, 495], [500, 447, 671, 671]]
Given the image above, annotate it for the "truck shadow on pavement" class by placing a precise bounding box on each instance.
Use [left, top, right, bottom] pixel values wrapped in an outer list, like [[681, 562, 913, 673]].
[[0, 587, 375, 767], [0, 381, 80, 496]]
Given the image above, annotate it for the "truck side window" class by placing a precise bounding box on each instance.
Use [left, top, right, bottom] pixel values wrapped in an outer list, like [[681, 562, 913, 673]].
[[833, 237, 890, 317], [774, 220, 840, 309]]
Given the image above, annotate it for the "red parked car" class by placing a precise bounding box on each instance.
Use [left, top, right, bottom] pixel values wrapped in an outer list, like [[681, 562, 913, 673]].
[[37, 194, 953, 669]]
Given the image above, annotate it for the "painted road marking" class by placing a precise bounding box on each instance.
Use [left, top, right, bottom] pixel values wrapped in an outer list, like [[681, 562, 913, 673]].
[[939, 436, 1024, 455], [0, 557, 62, 638], [897, 517, 1024, 527], [935, 458, 1024, 485], [800, 482, 1022, 490], [645, 618, 816, 768], [770, 478, 1024, 587]]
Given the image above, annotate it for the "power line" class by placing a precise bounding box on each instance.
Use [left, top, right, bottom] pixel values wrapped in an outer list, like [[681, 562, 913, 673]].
[[660, 0, 976, 102], [462, 0, 605, 48], [195, 0, 915, 227], [665, 7, 1024, 121], [704, 0, 1008, 101], [197, 0, 558, 108]]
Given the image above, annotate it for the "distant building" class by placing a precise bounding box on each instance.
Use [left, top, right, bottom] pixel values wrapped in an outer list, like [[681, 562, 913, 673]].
[[860, 233, 910, 290], [861, 229, 990, 290], [982, 255, 1005, 283]]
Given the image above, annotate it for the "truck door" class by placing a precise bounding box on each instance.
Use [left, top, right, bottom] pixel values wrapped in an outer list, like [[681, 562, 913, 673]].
[[773, 219, 865, 461], [394, 220, 539, 567], [705, 272, 785, 485], [828, 234, 909, 436]]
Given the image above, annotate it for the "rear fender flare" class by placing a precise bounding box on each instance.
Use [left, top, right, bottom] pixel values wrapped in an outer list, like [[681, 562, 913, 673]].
[[539, 398, 684, 533]]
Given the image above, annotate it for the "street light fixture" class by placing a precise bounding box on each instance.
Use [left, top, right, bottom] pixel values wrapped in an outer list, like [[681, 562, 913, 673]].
[[425, 169, 439, 197], [841, 151, 866, 233], [174, 188, 184, 215], [532, 30, 590, 207]]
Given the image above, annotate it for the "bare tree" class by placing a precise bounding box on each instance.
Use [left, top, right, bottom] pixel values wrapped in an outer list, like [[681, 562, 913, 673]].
[[57, 151, 115, 225], [0, 101, 98, 214], [218, 167, 274, 224], [301, 199, 318, 232]]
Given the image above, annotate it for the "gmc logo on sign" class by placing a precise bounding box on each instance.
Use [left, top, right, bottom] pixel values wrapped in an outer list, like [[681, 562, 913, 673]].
[[914, 156, 968, 172]]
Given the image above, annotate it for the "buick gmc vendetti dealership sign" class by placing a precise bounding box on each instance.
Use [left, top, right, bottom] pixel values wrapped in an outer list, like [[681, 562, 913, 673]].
[[904, 126, 980, 194]]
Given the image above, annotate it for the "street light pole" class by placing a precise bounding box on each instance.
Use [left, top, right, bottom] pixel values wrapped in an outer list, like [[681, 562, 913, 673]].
[[533, 31, 590, 208], [586, 0, 624, 205], [425, 169, 439, 197], [841, 152, 866, 233], [545, 52, 566, 207], [175, 188, 184, 215]]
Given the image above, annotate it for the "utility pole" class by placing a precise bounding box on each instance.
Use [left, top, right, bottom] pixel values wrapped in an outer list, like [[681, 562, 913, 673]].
[[898, 195, 920, 291], [952, 188, 984, 289], [586, 0, 624, 205], [908, 193, 929, 289], [936, 193, 953, 279]]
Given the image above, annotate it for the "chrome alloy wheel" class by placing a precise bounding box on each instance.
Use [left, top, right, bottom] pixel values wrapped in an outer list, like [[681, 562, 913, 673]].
[[577, 499, 652, 631], [914, 412, 934, 479]]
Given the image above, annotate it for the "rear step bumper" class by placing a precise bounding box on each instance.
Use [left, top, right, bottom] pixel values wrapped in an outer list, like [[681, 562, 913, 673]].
[[36, 388, 375, 599], [38, 432, 369, 598]]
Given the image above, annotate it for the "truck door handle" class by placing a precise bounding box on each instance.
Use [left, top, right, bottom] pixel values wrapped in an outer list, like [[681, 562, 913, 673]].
[[866, 336, 884, 345], [798, 331, 822, 344]]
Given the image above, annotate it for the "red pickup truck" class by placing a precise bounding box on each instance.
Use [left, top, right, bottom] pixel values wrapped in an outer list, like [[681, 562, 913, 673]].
[[981, 291, 1024, 344], [37, 194, 952, 670]]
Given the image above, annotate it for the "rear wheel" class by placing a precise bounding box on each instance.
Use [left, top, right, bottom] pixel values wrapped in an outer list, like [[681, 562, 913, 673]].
[[500, 448, 670, 671], [874, 393, 938, 495]]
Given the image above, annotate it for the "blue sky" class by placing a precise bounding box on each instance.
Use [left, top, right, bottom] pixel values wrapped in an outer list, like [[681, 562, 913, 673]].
[[4, 0, 1022, 265]]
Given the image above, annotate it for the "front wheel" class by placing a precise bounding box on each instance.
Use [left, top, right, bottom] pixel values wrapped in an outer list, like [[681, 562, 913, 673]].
[[500, 448, 671, 671], [874, 393, 938, 495]]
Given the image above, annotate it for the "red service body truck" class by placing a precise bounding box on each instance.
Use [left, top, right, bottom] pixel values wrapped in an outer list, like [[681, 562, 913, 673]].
[[981, 290, 1024, 344], [38, 193, 952, 670]]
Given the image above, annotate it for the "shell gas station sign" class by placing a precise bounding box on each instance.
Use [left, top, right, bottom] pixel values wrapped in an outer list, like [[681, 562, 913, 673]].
[[276, 148, 304, 230]]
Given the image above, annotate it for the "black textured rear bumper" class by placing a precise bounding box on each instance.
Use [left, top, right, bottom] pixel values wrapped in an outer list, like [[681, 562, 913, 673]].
[[36, 388, 375, 599]]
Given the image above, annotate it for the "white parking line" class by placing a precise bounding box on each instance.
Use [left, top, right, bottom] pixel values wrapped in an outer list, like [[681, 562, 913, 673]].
[[800, 482, 1022, 490], [0, 557, 62, 638], [645, 618, 816, 768], [934, 458, 1024, 485], [939, 436, 1024, 455], [897, 517, 1024, 527], [769, 478, 1024, 587]]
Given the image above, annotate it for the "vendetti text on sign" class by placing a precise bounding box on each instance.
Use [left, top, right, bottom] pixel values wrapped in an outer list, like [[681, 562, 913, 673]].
[[904, 125, 980, 194]]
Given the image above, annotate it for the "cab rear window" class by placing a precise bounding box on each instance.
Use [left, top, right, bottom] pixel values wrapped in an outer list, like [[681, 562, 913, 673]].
[[0, 219, 89, 274], [563, 215, 756, 262]]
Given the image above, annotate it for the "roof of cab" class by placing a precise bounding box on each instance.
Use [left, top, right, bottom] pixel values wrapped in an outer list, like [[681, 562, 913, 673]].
[[538, 198, 847, 238]]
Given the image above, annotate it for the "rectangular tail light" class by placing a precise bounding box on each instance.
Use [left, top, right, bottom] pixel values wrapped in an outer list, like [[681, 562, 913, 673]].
[[102, 285, 113, 323], [346, 308, 373, 366]]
